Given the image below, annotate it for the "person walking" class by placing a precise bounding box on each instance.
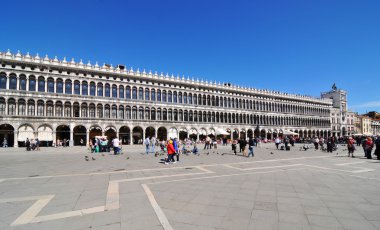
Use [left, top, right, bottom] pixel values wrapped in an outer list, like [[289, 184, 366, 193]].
[[374, 136, 380, 160], [314, 137, 319, 150], [173, 138, 180, 162], [204, 136, 211, 150], [347, 137, 355, 158], [365, 137, 374, 159], [241, 138, 247, 156], [232, 139, 237, 155], [327, 137, 334, 153], [2, 138, 8, 148], [165, 140, 176, 164], [144, 137, 150, 154], [112, 137, 120, 155], [26, 138, 30, 151], [80, 138, 84, 147], [150, 136, 156, 154], [248, 137, 255, 157], [275, 137, 281, 150], [35, 138, 40, 151]]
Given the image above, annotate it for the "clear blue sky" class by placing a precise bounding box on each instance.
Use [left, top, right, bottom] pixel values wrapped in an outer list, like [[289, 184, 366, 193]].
[[2, 0, 379, 113]]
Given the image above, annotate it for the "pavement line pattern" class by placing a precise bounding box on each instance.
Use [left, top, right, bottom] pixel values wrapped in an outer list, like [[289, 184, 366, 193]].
[[142, 184, 174, 230], [0, 154, 332, 183], [105, 181, 120, 211], [10, 195, 55, 226], [335, 161, 367, 166], [1, 157, 376, 227]]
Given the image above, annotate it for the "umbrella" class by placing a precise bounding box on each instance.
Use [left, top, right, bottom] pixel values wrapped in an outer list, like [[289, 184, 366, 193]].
[[216, 128, 229, 135]]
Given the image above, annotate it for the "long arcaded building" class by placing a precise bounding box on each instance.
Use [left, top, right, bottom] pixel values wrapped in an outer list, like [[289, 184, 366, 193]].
[[0, 50, 332, 147]]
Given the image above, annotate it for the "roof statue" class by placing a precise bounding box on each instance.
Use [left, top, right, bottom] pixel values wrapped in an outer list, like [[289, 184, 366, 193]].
[[332, 83, 337, 91]]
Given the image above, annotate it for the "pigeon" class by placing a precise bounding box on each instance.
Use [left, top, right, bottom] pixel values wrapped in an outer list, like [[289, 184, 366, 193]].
[[101, 154, 105, 156], [270, 152, 274, 154], [126, 156, 130, 159], [92, 157, 96, 160]]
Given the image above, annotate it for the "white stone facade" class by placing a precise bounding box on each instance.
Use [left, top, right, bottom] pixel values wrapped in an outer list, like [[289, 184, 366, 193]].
[[0, 50, 332, 147]]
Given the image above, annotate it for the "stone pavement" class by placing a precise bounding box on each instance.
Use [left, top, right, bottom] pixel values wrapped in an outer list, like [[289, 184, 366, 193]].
[[0, 143, 379, 230]]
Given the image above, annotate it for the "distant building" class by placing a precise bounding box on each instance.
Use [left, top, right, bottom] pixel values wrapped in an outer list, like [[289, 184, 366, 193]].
[[321, 85, 356, 136], [0, 50, 334, 147]]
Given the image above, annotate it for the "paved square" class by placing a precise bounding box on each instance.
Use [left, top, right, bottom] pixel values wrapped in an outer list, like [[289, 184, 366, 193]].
[[0, 144, 379, 230]]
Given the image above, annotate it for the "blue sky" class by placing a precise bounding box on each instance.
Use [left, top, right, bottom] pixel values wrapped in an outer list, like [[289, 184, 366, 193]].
[[2, 0, 379, 113]]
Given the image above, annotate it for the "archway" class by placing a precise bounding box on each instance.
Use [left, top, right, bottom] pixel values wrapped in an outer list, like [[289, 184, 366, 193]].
[[18, 124, 34, 147], [73, 125, 86, 146], [119, 126, 130, 145], [208, 128, 215, 139], [0, 124, 14, 147], [105, 127, 117, 141], [38, 125, 53, 147], [260, 129, 266, 139], [199, 128, 207, 141], [254, 128, 260, 138], [179, 128, 188, 140], [239, 130, 246, 139], [247, 129, 253, 138], [132, 126, 143, 144], [168, 127, 178, 139], [189, 128, 197, 141], [299, 130, 303, 138], [266, 130, 272, 140], [56, 125, 70, 146], [273, 131, 278, 139], [157, 127, 167, 141], [232, 129, 239, 140], [145, 127, 156, 139], [89, 126, 102, 140]]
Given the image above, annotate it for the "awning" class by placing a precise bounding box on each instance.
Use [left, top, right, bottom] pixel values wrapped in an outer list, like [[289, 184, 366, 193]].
[[283, 130, 299, 136], [216, 128, 229, 135]]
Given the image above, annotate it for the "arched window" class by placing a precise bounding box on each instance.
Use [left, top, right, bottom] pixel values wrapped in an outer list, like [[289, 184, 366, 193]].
[[112, 85, 117, 98], [111, 105, 117, 118], [64, 102, 71, 117], [81, 103, 88, 117], [162, 90, 167, 102], [132, 87, 137, 99], [126, 86, 131, 99], [189, 93, 192, 104], [0, 73, 6, 89], [139, 87, 143, 100], [183, 93, 187, 104], [8, 98, 16, 115], [139, 107, 144, 119], [37, 100, 44, 116], [157, 89, 161, 101], [151, 108, 156, 120], [151, 89, 156, 101], [0, 98, 5, 115], [56, 78, 63, 93], [74, 80, 80, 95], [104, 105, 110, 118], [89, 103, 95, 118], [168, 91, 172, 103], [46, 101, 54, 117], [178, 92, 182, 103], [173, 91, 177, 103], [90, 82, 96, 96], [126, 106, 131, 119], [65, 79, 72, 94], [9, 74, 17, 90], [97, 104, 103, 118], [145, 88, 150, 100], [105, 84, 110, 97], [29, 76, 36, 91], [132, 107, 137, 119], [28, 99, 35, 116], [18, 99, 26, 115], [118, 105, 124, 119], [119, 85, 124, 99], [97, 83, 103, 96], [38, 76, 45, 92], [82, 81, 88, 95], [19, 75, 27, 90], [55, 101, 62, 117], [47, 78, 54, 93]]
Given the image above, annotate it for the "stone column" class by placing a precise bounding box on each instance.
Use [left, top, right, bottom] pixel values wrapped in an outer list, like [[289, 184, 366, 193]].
[[86, 131, 90, 147], [13, 131, 18, 148], [26, 77, 29, 91], [69, 130, 74, 147]]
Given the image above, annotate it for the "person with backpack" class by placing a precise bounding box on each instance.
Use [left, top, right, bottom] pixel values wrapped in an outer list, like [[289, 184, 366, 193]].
[[144, 137, 150, 154], [374, 136, 380, 160], [347, 137, 355, 158], [248, 137, 255, 157], [365, 137, 374, 159]]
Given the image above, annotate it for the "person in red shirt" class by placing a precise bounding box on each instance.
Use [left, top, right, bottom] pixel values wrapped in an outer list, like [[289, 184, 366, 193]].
[[165, 140, 176, 164], [347, 137, 355, 158], [365, 137, 374, 159]]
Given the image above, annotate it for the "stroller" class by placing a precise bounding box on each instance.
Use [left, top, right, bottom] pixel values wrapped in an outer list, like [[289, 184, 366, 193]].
[[155, 144, 167, 157]]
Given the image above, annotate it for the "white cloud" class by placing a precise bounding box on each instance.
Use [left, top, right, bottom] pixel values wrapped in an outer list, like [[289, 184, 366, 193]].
[[351, 101, 380, 109]]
